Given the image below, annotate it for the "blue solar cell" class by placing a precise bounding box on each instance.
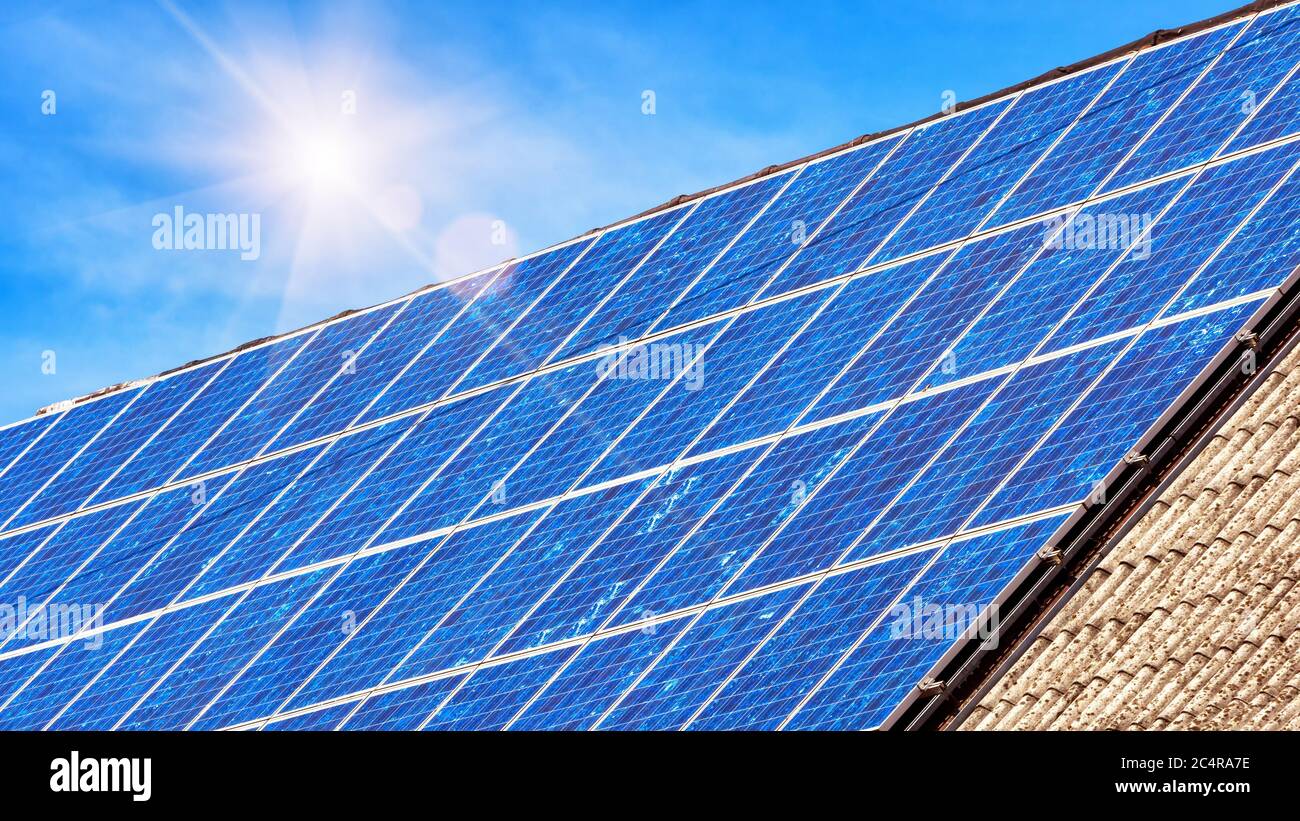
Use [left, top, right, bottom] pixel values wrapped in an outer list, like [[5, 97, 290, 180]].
[[1106, 6, 1300, 190], [190, 538, 435, 730], [261, 701, 355, 731], [767, 100, 1011, 298], [992, 24, 1243, 226], [12, 362, 220, 528], [0, 388, 139, 530], [880, 63, 1122, 260], [1229, 89, 1300, 157], [1169, 152, 1300, 313], [558, 172, 793, 359], [278, 271, 499, 447], [731, 379, 996, 594], [188, 417, 417, 597], [497, 447, 760, 655], [50, 596, 232, 729], [96, 336, 309, 502], [108, 449, 318, 621], [284, 509, 550, 710], [620, 415, 873, 622], [690, 550, 934, 730], [385, 482, 652, 683], [475, 323, 718, 512], [806, 226, 1043, 424], [379, 360, 604, 545], [341, 675, 465, 730], [180, 305, 398, 480], [288, 387, 510, 568], [850, 341, 1125, 561], [0, 414, 59, 486], [0, 621, 146, 730], [507, 616, 692, 730], [119, 567, 331, 730], [975, 302, 1260, 526], [421, 646, 578, 730], [693, 254, 938, 453], [1047, 142, 1300, 353], [922, 179, 1185, 389], [359, 244, 595, 423], [459, 210, 684, 392], [0, 647, 60, 713], [657, 136, 901, 330], [598, 584, 807, 730], [787, 514, 1068, 729], [0, 525, 59, 590], [584, 291, 829, 486]]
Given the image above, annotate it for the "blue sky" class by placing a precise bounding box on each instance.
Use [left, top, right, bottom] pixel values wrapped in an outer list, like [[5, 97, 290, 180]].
[[0, 0, 1231, 424]]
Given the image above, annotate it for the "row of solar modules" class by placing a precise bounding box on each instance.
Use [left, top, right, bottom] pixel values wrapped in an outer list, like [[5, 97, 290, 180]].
[[0, 4, 1299, 730], [0, 294, 1262, 731], [2, 4, 1299, 542], [0, 145, 1289, 731]]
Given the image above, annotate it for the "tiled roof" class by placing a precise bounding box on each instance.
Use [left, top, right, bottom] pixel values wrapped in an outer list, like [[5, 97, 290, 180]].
[[963, 343, 1300, 730]]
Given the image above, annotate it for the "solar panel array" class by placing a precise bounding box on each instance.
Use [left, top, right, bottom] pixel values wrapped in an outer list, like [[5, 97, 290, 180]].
[[3, 3, 1300, 731]]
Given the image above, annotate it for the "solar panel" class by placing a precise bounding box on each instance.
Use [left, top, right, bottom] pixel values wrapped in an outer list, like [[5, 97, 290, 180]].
[[3, 2, 1300, 732]]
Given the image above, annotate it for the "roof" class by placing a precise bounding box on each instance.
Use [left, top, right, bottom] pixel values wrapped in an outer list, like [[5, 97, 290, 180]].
[[964, 342, 1300, 730]]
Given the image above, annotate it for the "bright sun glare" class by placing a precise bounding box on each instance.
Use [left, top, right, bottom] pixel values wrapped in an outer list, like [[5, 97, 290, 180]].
[[286, 131, 360, 193]]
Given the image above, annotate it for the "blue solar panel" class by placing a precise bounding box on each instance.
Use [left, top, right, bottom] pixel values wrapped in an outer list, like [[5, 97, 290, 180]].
[[420, 646, 577, 730], [0, 389, 139, 529], [459, 211, 684, 392], [785, 514, 1069, 729], [179, 304, 399, 479], [621, 415, 874, 621], [690, 550, 934, 730], [340, 675, 465, 730], [992, 23, 1243, 226], [557, 172, 794, 359], [12, 362, 219, 527], [95, 337, 307, 501], [583, 290, 829, 485], [596, 585, 807, 730], [362, 242, 591, 422], [693, 254, 937, 452], [285, 509, 555, 709], [804, 225, 1044, 423], [879, 61, 1122, 259], [771, 100, 1012, 297], [1, 8, 1295, 731], [278, 271, 499, 447], [496, 447, 760, 655], [507, 615, 693, 730], [1105, 4, 1300, 190]]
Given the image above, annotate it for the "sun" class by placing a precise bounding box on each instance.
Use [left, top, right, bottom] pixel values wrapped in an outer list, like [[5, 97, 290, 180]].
[[287, 131, 360, 194]]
